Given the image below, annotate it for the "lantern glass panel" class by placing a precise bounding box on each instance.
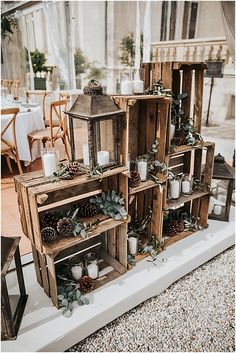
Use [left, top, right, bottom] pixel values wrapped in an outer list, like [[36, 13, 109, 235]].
[[71, 119, 89, 164], [5, 269, 20, 317], [209, 178, 230, 218], [94, 118, 117, 166]]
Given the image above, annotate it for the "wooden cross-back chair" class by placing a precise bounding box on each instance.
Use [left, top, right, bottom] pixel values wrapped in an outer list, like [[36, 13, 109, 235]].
[[26, 90, 48, 123], [13, 80, 20, 99], [3, 80, 13, 94], [59, 92, 71, 101], [1, 108, 23, 174], [27, 99, 71, 162]]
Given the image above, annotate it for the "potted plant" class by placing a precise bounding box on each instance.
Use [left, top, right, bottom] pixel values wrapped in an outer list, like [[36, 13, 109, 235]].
[[30, 50, 49, 90]]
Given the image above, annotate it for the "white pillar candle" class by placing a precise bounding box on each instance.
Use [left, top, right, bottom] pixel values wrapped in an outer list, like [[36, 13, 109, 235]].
[[126, 160, 130, 171], [170, 124, 175, 140], [128, 237, 137, 255], [133, 80, 144, 94], [170, 179, 180, 199], [213, 204, 222, 215], [71, 265, 83, 281], [97, 151, 109, 166], [138, 160, 147, 181], [87, 263, 99, 279], [120, 80, 133, 95], [82, 143, 89, 165], [42, 153, 57, 177], [182, 180, 191, 194]]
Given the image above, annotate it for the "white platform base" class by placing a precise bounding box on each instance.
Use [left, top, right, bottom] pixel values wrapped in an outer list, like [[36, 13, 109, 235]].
[[2, 210, 235, 352]]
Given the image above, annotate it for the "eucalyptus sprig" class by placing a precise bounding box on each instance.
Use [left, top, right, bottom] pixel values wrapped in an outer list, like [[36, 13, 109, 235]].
[[88, 165, 104, 178], [67, 208, 100, 239], [138, 236, 165, 259], [90, 190, 128, 220], [182, 121, 203, 146], [193, 178, 215, 195], [128, 207, 153, 238], [145, 80, 172, 97], [184, 216, 203, 232], [57, 264, 89, 318]]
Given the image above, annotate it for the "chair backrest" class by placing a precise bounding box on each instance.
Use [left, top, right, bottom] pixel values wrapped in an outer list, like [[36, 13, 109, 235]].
[[1, 108, 20, 151], [2, 80, 13, 94], [59, 92, 71, 101], [49, 99, 69, 142], [25, 90, 47, 120], [13, 80, 20, 99]]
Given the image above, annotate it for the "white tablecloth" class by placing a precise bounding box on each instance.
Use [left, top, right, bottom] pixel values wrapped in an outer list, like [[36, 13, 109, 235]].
[[1, 105, 45, 162]]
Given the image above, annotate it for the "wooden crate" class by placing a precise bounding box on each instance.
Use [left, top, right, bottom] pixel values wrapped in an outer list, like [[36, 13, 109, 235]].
[[162, 142, 215, 246], [33, 225, 127, 308], [142, 61, 207, 134], [112, 95, 171, 164], [14, 166, 128, 254], [112, 95, 170, 233]]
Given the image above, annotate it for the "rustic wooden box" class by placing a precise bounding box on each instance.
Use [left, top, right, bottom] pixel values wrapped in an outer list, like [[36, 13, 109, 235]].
[[111, 95, 170, 235], [14, 167, 128, 254], [162, 142, 215, 246], [142, 61, 207, 135], [32, 222, 127, 308]]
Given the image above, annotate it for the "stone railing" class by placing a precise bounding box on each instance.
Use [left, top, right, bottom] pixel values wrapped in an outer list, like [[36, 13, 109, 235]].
[[151, 37, 233, 64]]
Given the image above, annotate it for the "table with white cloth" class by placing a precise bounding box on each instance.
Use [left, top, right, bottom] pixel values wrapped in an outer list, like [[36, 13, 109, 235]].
[[1, 105, 45, 163]]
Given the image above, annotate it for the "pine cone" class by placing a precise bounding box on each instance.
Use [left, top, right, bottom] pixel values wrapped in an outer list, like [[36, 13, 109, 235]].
[[41, 227, 57, 243], [57, 218, 74, 237], [129, 171, 141, 188], [77, 202, 99, 218], [80, 276, 94, 293], [40, 211, 61, 230], [163, 220, 179, 237], [176, 219, 185, 233], [172, 129, 186, 146], [67, 161, 83, 176]]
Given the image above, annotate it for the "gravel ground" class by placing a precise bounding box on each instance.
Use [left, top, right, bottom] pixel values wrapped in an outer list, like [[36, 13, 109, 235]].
[[67, 247, 235, 352]]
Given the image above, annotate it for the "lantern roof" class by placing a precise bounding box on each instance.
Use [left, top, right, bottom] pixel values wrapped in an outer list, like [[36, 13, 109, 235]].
[[67, 94, 124, 120], [212, 154, 235, 180]]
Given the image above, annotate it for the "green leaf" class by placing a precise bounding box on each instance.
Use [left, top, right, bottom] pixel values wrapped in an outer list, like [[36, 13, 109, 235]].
[[77, 298, 84, 306], [57, 294, 64, 301], [115, 214, 122, 221], [80, 229, 87, 238], [76, 289, 81, 300], [72, 208, 79, 220], [61, 298, 69, 307], [81, 296, 89, 305], [63, 308, 72, 318]]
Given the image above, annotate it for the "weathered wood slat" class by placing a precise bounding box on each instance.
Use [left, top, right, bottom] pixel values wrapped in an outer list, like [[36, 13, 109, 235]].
[[194, 69, 204, 132]]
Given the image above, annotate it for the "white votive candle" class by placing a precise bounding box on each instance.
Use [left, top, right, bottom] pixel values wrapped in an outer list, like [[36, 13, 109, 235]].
[[170, 124, 175, 141], [120, 80, 133, 95], [133, 80, 144, 94], [97, 151, 109, 166], [182, 180, 191, 194], [128, 237, 137, 255], [82, 143, 89, 165], [87, 263, 99, 279], [42, 153, 57, 177], [138, 160, 147, 181], [170, 179, 180, 199], [71, 265, 83, 281], [213, 204, 222, 215]]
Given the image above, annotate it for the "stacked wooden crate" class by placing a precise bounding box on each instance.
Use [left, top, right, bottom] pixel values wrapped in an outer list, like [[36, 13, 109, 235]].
[[14, 61, 215, 307]]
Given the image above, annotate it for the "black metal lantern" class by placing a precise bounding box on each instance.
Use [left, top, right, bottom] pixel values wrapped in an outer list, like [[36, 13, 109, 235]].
[[208, 153, 235, 222], [67, 80, 124, 168], [1, 236, 28, 340]]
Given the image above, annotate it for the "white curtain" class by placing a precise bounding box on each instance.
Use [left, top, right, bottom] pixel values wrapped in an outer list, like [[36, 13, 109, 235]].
[[43, 1, 70, 88], [220, 1, 235, 60]]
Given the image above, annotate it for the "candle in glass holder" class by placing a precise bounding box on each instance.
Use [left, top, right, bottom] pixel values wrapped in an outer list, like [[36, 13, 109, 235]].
[[133, 80, 144, 94], [71, 265, 83, 281], [121, 80, 133, 94], [87, 263, 99, 279], [213, 204, 222, 215], [97, 151, 109, 166], [42, 150, 58, 177], [170, 179, 180, 199], [82, 143, 89, 165], [128, 237, 137, 255], [138, 159, 147, 181]]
